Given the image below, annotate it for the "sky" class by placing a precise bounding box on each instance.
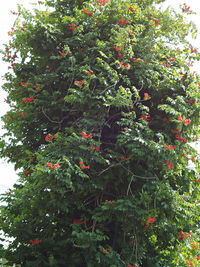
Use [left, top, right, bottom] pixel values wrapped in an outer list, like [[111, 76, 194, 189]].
[[0, 0, 200, 194]]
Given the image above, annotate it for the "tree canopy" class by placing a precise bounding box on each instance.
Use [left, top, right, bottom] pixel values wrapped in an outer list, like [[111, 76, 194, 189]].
[[0, 0, 200, 266]]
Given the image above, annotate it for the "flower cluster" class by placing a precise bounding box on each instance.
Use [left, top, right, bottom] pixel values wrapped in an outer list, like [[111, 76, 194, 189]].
[[164, 144, 176, 151], [140, 114, 150, 121], [82, 9, 93, 16], [45, 134, 57, 142], [182, 3, 193, 14], [45, 162, 60, 169], [80, 132, 93, 138], [23, 97, 35, 103], [97, 0, 110, 6], [175, 134, 187, 143], [178, 230, 192, 239], [177, 116, 191, 126], [118, 18, 130, 25], [68, 24, 77, 31], [74, 80, 85, 88], [144, 216, 156, 229]]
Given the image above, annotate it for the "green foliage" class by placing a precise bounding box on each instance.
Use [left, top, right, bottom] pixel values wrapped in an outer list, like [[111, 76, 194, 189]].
[[0, 0, 200, 266]]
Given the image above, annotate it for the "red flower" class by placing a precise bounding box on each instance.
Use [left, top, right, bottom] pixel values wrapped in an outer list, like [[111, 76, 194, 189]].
[[23, 97, 35, 103], [195, 256, 200, 260], [182, 3, 193, 13], [188, 100, 195, 104], [140, 114, 150, 121], [59, 50, 67, 56], [171, 129, 179, 133], [196, 179, 200, 183], [177, 116, 191, 126], [68, 24, 76, 31], [80, 132, 93, 138], [118, 18, 130, 25], [53, 164, 60, 168], [119, 156, 128, 160], [147, 217, 156, 224], [29, 239, 42, 245], [82, 9, 93, 16], [163, 160, 174, 169], [73, 219, 85, 224], [144, 224, 150, 229], [153, 19, 161, 26], [118, 51, 124, 58], [45, 162, 53, 168], [198, 83, 200, 88], [186, 261, 193, 266], [97, 0, 110, 6], [23, 170, 33, 176], [45, 162, 60, 169], [86, 71, 94, 76], [168, 57, 176, 61], [164, 144, 176, 151], [190, 47, 198, 53], [89, 146, 100, 151], [128, 7, 138, 12], [143, 93, 151, 100], [127, 265, 138, 267], [79, 161, 90, 170], [34, 84, 41, 91], [130, 57, 141, 63], [74, 80, 85, 88], [20, 82, 27, 87], [17, 112, 25, 116], [45, 134, 57, 142], [175, 134, 187, 143], [181, 153, 186, 157]]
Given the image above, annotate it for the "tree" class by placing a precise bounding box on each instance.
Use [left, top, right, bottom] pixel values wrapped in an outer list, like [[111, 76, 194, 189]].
[[0, 0, 200, 266]]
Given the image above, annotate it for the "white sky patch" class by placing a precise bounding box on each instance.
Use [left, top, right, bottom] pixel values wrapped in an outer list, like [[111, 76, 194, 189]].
[[0, 0, 200, 193]]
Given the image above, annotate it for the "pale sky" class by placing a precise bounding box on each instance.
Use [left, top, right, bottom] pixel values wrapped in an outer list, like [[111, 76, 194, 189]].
[[0, 0, 200, 193]]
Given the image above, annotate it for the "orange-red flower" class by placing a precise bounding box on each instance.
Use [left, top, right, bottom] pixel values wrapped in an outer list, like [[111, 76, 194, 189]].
[[29, 239, 42, 245], [163, 160, 174, 169], [45, 134, 57, 142], [164, 144, 176, 151], [86, 71, 94, 76], [89, 146, 100, 151], [140, 114, 150, 121], [20, 82, 27, 87], [188, 100, 195, 104], [80, 132, 93, 138], [143, 93, 151, 100], [79, 161, 90, 170], [118, 18, 130, 25], [97, 0, 110, 6], [175, 134, 187, 143], [73, 219, 85, 224], [147, 217, 156, 224], [153, 19, 161, 26], [59, 50, 67, 56], [171, 129, 179, 133], [68, 24, 76, 31], [186, 261, 193, 266], [74, 80, 85, 88], [23, 97, 35, 103], [177, 116, 191, 126], [82, 9, 93, 16]]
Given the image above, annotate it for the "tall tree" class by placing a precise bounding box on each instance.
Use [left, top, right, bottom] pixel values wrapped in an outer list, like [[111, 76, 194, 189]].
[[0, 0, 200, 266]]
